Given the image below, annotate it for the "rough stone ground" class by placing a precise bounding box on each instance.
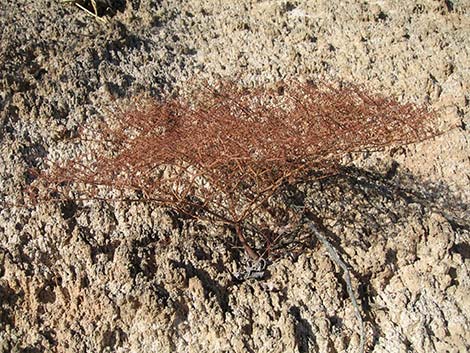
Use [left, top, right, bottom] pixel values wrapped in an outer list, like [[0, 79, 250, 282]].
[[0, 0, 469, 352]]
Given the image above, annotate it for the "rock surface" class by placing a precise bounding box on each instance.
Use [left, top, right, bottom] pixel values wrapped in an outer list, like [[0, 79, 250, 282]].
[[0, 0, 469, 352]]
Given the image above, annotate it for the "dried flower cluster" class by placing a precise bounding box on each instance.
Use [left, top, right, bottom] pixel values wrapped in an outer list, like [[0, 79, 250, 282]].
[[34, 80, 437, 258]]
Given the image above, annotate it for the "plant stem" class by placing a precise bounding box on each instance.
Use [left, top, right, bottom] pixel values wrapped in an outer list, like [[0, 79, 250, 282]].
[[235, 224, 260, 260], [306, 212, 365, 353]]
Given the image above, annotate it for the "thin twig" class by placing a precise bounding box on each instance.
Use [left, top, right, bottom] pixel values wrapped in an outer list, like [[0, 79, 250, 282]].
[[308, 220, 365, 353]]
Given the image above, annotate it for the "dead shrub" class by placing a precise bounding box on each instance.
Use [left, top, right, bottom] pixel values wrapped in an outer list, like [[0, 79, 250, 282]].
[[32, 80, 437, 259]]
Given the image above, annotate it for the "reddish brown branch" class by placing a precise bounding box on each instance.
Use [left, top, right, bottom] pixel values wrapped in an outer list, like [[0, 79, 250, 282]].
[[235, 224, 260, 260]]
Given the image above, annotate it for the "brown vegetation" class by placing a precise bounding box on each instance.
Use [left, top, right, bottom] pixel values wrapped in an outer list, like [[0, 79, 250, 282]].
[[32, 80, 437, 259]]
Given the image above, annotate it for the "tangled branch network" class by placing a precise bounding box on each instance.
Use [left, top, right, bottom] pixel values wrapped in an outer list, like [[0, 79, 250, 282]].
[[33, 80, 437, 259]]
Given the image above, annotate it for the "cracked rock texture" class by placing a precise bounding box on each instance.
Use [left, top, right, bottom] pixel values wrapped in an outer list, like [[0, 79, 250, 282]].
[[0, 0, 469, 352]]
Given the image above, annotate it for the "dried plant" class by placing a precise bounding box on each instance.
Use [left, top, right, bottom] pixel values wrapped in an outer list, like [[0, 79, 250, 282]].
[[24, 79, 438, 353], [32, 80, 437, 259]]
